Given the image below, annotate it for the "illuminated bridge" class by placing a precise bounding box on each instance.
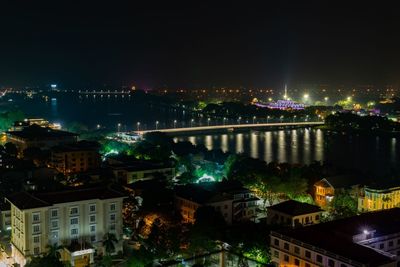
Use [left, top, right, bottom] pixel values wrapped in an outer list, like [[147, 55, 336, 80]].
[[137, 121, 324, 135]]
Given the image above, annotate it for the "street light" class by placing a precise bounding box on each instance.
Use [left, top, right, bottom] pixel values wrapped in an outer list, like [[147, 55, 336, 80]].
[[237, 116, 241, 124], [156, 121, 159, 130], [303, 94, 309, 101], [173, 120, 177, 128], [324, 97, 329, 102], [136, 122, 140, 131], [117, 123, 121, 132], [96, 124, 101, 129], [267, 116, 270, 123], [280, 115, 284, 123], [305, 115, 309, 122], [207, 118, 211, 126], [253, 116, 256, 124], [191, 118, 194, 127], [293, 115, 296, 122], [223, 117, 226, 125]]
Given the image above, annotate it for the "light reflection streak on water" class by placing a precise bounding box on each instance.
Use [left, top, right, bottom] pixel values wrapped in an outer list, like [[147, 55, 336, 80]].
[[291, 129, 298, 163], [315, 129, 324, 162], [236, 133, 244, 153], [264, 132, 272, 163], [205, 135, 213, 150], [277, 130, 286, 163], [221, 134, 228, 152], [250, 132, 258, 158]]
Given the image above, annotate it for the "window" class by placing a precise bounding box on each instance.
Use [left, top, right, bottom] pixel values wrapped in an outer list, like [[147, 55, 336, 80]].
[[284, 242, 289, 250], [33, 236, 40, 243], [294, 258, 300, 266], [328, 259, 335, 267], [294, 246, 300, 254], [89, 204, 96, 213], [71, 228, 78, 236], [110, 203, 116, 211], [274, 250, 279, 258], [32, 213, 40, 222], [305, 264, 311, 267], [389, 241, 394, 247], [90, 225, 96, 233], [51, 209, 58, 218], [70, 217, 79, 225], [305, 250, 311, 258], [380, 243, 384, 249], [110, 224, 116, 231], [51, 220, 58, 228], [33, 224, 40, 234], [284, 254, 289, 262], [110, 213, 116, 222], [70, 207, 79, 215], [316, 254, 323, 263], [340, 264, 347, 267], [90, 235, 96, 242], [33, 247, 40, 255], [90, 215, 96, 223], [274, 239, 279, 246], [315, 214, 320, 220]]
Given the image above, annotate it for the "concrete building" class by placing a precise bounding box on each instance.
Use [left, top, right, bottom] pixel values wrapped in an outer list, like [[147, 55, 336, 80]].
[[50, 141, 101, 174], [314, 175, 362, 208], [267, 200, 323, 227], [6, 124, 78, 153], [0, 201, 11, 234], [358, 183, 400, 212], [12, 118, 61, 131], [270, 208, 400, 267], [174, 180, 259, 225], [6, 187, 126, 267]]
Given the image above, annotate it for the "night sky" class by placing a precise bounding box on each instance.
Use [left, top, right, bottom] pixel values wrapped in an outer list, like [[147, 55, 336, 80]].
[[1, 2, 399, 88]]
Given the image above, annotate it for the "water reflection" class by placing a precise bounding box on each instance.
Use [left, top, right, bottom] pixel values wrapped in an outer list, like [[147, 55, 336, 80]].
[[178, 129, 399, 175]]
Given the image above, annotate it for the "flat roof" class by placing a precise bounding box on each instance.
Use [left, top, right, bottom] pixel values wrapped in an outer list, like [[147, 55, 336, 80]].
[[6, 187, 126, 210], [273, 208, 400, 266], [268, 200, 322, 216], [7, 124, 77, 139]]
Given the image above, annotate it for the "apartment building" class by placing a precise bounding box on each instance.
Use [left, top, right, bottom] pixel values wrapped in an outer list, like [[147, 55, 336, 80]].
[[50, 141, 101, 174], [267, 200, 323, 227], [270, 208, 400, 267], [358, 184, 400, 212], [6, 187, 126, 267], [174, 180, 259, 225]]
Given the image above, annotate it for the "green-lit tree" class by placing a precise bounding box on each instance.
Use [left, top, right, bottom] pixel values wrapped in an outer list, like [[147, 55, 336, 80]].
[[103, 233, 118, 255]]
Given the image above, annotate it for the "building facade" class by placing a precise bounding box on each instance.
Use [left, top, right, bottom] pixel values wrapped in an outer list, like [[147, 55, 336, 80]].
[[50, 141, 101, 174], [358, 185, 400, 212], [270, 209, 400, 267], [6, 187, 125, 267]]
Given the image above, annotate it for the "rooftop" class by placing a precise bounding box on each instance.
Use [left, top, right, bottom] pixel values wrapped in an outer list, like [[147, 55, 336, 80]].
[[7, 124, 77, 139], [273, 208, 400, 266], [267, 200, 322, 216], [175, 180, 251, 204], [314, 175, 362, 189], [52, 140, 100, 152], [6, 187, 126, 210]]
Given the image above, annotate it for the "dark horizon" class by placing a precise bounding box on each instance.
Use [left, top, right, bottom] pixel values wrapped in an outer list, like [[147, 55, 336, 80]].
[[1, 2, 400, 88]]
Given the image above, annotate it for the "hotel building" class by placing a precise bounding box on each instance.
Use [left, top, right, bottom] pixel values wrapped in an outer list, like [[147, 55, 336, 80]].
[[6, 187, 125, 267]]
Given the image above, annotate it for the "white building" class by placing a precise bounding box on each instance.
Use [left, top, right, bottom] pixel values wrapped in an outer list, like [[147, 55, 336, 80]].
[[6, 187, 126, 266], [270, 208, 400, 267]]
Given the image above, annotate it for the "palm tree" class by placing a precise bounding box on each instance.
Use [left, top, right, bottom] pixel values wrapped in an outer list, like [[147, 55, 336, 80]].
[[103, 233, 118, 255]]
